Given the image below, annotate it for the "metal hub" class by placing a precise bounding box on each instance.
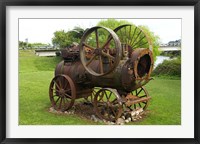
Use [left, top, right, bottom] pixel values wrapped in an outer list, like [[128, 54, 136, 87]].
[[59, 89, 66, 97], [94, 48, 102, 55]]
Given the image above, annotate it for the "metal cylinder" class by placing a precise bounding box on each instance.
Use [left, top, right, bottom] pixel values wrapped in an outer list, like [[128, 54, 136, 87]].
[[55, 48, 153, 97]]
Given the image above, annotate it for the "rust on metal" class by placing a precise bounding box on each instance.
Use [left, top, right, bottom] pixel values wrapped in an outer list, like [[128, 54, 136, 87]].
[[49, 24, 154, 122], [125, 95, 151, 107]]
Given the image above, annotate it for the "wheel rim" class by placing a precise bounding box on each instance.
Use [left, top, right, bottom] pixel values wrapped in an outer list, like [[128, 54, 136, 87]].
[[49, 74, 76, 111], [80, 26, 122, 76], [114, 24, 152, 51], [94, 88, 123, 122], [127, 86, 150, 111]]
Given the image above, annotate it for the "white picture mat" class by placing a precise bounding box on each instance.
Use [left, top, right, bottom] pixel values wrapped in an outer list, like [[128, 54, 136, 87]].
[[6, 6, 194, 138]]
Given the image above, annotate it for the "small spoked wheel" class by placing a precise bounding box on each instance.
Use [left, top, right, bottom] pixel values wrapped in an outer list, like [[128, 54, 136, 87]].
[[126, 86, 150, 111], [94, 88, 123, 122], [49, 74, 76, 111]]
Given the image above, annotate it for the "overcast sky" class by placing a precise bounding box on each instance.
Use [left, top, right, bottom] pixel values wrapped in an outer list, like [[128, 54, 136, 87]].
[[19, 18, 181, 45]]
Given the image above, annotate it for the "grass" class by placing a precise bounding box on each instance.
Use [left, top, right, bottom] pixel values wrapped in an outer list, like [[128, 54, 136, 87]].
[[19, 50, 181, 125], [133, 78, 181, 125]]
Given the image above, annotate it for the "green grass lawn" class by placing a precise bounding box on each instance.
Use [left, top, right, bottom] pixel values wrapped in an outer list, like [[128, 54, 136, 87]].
[[19, 50, 181, 125]]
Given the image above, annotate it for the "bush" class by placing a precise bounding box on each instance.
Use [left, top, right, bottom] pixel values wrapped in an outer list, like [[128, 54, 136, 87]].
[[152, 57, 181, 77], [160, 51, 181, 58]]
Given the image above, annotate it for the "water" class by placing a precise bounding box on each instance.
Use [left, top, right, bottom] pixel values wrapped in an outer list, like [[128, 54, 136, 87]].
[[154, 56, 170, 68]]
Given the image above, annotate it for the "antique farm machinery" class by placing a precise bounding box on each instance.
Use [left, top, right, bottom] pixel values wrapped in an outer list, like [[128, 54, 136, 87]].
[[49, 24, 154, 122]]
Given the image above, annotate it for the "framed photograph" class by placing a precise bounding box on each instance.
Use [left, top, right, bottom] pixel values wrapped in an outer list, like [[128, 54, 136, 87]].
[[0, 0, 199, 144]]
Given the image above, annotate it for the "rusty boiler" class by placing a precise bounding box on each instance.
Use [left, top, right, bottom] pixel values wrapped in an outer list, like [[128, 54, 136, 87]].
[[49, 24, 154, 122]]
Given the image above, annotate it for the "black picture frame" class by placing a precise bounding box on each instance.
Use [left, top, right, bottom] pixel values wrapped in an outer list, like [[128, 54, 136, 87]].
[[0, 0, 199, 144]]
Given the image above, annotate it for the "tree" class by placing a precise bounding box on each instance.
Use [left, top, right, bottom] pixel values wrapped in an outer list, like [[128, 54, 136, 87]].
[[68, 26, 85, 39], [52, 30, 69, 48], [97, 19, 132, 30], [19, 41, 27, 49], [52, 27, 86, 49]]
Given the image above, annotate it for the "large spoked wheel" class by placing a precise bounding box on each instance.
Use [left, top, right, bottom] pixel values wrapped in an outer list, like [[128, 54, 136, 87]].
[[94, 88, 123, 122], [126, 86, 150, 111], [49, 74, 76, 111], [114, 24, 153, 51], [80, 26, 122, 76], [114, 24, 154, 79]]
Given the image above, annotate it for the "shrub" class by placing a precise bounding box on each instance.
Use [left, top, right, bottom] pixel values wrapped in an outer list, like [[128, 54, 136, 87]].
[[160, 51, 181, 58], [152, 57, 181, 77]]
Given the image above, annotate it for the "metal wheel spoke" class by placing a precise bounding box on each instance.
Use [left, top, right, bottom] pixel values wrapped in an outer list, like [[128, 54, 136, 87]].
[[64, 97, 69, 102], [130, 27, 138, 45], [98, 96, 102, 102], [55, 97, 61, 104], [134, 104, 136, 109], [98, 92, 104, 102], [63, 81, 68, 90], [105, 91, 110, 102], [101, 36, 112, 49], [111, 98, 117, 103], [124, 26, 127, 42], [86, 54, 96, 66], [58, 98, 63, 109], [103, 91, 107, 98], [138, 103, 142, 107], [51, 88, 59, 92], [61, 77, 65, 87], [108, 92, 112, 99], [65, 93, 71, 99], [65, 89, 71, 92], [119, 29, 124, 42], [63, 98, 65, 107], [101, 51, 115, 60], [140, 95, 147, 98], [95, 29, 99, 48], [133, 41, 148, 48], [136, 88, 143, 96], [128, 25, 132, 43], [131, 30, 142, 46], [110, 106, 116, 116], [107, 110, 111, 119], [132, 35, 146, 48], [127, 105, 133, 111], [92, 90, 97, 96], [99, 56, 104, 74], [107, 50, 113, 67], [97, 102, 105, 106], [57, 79, 62, 89], [53, 80, 61, 90], [83, 42, 96, 49]]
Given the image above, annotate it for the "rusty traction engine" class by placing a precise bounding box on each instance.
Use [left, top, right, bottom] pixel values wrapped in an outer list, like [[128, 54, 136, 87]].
[[49, 24, 154, 122]]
